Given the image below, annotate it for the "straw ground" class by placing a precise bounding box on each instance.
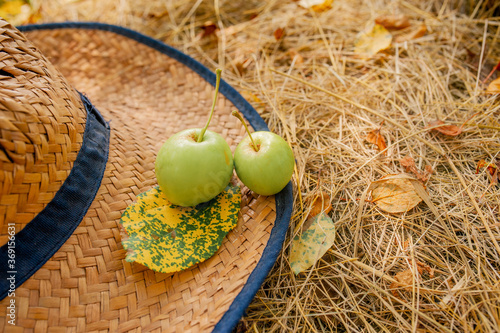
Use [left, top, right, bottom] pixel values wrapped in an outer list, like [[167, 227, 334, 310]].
[[35, 0, 500, 332]]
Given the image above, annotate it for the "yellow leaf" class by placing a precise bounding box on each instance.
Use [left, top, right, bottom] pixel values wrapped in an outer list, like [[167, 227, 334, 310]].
[[354, 24, 392, 58], [290, 212, 336, 274], [120, 184, 241, 273], [370, 174, 423, 214], [0, 0, 40, 26], [241, 91, 266, 111], [0, 0, 24, 17], [298, 0, 334, 12], [486, 77, 500, 94]]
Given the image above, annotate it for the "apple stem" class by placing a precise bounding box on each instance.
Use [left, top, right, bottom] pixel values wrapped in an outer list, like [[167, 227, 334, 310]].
[[198, 68, 222, 143], [232, 110, 259, 152]]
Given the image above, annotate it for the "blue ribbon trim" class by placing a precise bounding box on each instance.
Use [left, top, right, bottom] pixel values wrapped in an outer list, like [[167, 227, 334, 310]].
[[17, 22, 293, 333], [0, 94, 110, 300], [213, 182, 293, 333]]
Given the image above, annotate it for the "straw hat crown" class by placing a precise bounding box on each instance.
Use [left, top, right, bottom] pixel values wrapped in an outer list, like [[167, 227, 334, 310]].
[[0, 20, 86, 242]]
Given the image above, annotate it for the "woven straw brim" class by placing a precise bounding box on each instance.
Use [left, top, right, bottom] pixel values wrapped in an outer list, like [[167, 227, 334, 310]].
[[0, 25, 283, 332]]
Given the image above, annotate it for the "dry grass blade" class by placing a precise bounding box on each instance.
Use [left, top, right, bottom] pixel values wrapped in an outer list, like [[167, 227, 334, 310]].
[[270, 69, 447, 156], [35, 1, 500, 332]]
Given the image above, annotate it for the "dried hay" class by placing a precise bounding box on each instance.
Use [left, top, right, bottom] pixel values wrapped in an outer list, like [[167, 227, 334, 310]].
[[34, 0, 500, 332]]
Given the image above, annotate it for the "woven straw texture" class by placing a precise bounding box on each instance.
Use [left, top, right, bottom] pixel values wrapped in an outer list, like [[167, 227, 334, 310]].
[[0, 20, 86, 247], [0, 24, 277, 332]]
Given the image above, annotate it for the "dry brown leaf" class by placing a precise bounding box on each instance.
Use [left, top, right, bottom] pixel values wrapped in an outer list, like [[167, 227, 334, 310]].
[[289, 49, 304, 67], [233, 56, 252, 75], [394, 238, 411, 251], [366, 124, 387, 155], [417, 261, 435, 278], [476, 159, 498, 175], [400, 155, 417, 170], [476, 159, 500, 185], [399, 155, 432, 182], [307, 191, 332, 219], [486, 77, 500, 94], [428, 112, 478, 136], [375, 14, 411, 30], [390, 261, 435, 296], [394, 24, 427, 43], [370, 174, 423, 214], [428, 119, 463, 136], [298, 0, 334, 12], [354, 24, 392, 57], [200, 21, 218, 38], [390, 269, 414, 296], [274, 27, 285, 41], [146, 7, 169, 19]]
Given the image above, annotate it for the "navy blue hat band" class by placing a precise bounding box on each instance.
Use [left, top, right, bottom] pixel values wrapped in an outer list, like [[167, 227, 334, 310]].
[[0, 94, 110, 300]]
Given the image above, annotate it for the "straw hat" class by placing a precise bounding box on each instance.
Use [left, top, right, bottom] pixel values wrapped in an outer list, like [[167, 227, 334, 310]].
[[0, 19, 292, 332]]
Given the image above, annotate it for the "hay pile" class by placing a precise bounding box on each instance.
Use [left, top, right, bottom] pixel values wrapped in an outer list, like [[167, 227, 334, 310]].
[[37, 0, 500, 331]]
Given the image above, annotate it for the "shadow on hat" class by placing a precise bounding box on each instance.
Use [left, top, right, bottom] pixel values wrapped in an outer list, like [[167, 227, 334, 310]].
[[0, 19, 293, 332]]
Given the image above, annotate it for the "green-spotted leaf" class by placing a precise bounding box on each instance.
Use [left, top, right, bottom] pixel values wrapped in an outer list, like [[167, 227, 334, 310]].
[[290, 212, 336, 275], [120, 184, 241, 273]]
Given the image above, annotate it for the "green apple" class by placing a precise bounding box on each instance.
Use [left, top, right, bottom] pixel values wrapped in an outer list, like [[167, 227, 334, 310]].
[[232, 111, 294, 196], [154, 69, 234, 207], [155, 128, 233, 207]]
